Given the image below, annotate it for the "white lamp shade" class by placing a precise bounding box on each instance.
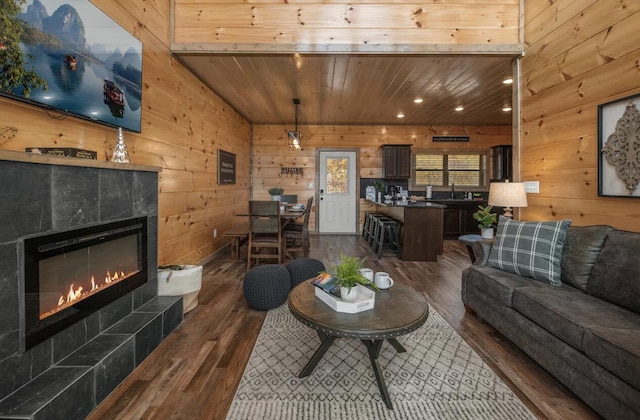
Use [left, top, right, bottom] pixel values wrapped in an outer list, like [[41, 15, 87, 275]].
[[488, 182, 528, 208]]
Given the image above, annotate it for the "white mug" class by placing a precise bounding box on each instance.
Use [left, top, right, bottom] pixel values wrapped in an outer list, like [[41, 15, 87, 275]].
[[359, 268, 374, 281], [374, 272, 394, 289]]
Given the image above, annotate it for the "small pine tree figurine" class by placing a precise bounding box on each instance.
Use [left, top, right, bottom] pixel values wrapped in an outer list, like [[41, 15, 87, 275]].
[[111, 127, 130, 163]]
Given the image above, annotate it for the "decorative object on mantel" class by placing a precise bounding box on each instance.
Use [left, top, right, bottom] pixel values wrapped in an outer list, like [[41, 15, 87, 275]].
[[111, 127, 130, 163], [598, 93, 640, 198], [287, 98, 303, 151], [25, 147, 97, 159], [281, 167, 304, 177], [268, 187, 284, 201], [488, 180, 528, 218]]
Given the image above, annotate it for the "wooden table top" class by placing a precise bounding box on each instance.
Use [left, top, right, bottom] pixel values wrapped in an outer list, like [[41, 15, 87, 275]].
[[235, 207, 307, 219], [288, 280, 429, 340]]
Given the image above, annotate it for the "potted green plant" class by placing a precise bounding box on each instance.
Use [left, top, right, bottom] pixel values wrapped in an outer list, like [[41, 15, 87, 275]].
[[472, 205, 498, 238], [323, 254, 375, 302], [268, 187, 284, 201]]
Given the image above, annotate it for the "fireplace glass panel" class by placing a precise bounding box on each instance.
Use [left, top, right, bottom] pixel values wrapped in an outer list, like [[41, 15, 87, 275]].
[[39, 234, 141, 320], [22, 217, 148, 350]]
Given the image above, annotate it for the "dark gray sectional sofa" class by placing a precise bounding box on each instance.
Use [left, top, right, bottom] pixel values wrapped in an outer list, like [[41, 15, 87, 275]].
[[462, 224, 640, 420]]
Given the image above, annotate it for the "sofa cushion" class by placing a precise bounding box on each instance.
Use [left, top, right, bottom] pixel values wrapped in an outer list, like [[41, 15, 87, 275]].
[[561, 225, 613, 291], [462, 265, 560, 307], [512, 286, 640, 351], [488, 216, 571, 286], [583, 327, 640, 390], [587, 230, 640, 314]]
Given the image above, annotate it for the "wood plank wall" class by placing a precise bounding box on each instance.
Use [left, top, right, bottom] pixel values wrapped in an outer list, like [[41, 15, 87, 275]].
[[252, 124, 512, 232], [520, 0, 640, 231], [172, 0, 520, 50], [0, 1, 252, 265]]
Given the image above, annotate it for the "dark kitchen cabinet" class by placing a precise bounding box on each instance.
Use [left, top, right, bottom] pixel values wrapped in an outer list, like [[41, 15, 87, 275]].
[[383, 145, 411, 179], [443, 209, 463, 237], [434, 201, 494, 238]]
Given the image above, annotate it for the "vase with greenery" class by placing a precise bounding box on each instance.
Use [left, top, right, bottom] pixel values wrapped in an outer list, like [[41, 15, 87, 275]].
[[268, 187, 284, 201], [472, 205, 497, 238], [324, 254, 375, 302], [372, 180, 386, 202]]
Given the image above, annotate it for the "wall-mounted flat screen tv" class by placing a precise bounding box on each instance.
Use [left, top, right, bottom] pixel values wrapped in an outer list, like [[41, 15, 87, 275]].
[[1, 0, 142, 133]]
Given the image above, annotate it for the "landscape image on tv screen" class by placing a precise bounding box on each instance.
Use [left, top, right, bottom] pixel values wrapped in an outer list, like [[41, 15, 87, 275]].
[[0, 0, 143, 133]]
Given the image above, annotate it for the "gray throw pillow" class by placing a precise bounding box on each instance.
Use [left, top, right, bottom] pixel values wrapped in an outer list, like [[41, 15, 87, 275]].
[[587, 230, 640, 314], [488, 216, 572, 286], [561, 225, 613, 291]]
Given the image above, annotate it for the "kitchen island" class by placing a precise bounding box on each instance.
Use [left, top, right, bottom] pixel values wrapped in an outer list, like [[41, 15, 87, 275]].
[[368, 200, 446, 262]]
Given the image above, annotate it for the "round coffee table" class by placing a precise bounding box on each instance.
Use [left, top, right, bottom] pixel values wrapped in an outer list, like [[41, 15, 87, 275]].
[[287, 280, 429, 409]]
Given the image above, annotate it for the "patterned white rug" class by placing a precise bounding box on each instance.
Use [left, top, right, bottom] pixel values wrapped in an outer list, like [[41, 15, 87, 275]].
[[226, 304, 535, 420]]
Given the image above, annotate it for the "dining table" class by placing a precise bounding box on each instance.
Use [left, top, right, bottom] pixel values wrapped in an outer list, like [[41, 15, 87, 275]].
[[235, 204, 307, 223], [224, 204, 308, 262]]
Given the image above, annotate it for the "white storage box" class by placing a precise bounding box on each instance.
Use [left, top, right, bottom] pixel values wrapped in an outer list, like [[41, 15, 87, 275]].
[[158, 265, 203, 314], [314, 284, 375, 313]]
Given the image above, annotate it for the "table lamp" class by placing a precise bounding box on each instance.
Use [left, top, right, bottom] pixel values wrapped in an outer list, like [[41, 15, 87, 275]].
[[488, 180, 528, 218]]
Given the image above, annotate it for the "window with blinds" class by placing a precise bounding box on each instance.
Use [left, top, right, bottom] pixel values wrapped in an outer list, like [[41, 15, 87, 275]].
[[413, 153, 488, 188]]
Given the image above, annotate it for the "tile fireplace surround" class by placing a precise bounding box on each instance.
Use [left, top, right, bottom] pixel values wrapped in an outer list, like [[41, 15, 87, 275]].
[[0, 151, 182, 419]]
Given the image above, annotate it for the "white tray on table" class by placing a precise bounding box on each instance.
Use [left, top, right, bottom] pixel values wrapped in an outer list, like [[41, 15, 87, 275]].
[[314, 284, 375, 313]]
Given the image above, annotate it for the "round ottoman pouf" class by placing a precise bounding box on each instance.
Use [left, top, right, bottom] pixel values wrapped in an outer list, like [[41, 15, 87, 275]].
[[243, 264, 292, 311], [286, 258, 326, 288]]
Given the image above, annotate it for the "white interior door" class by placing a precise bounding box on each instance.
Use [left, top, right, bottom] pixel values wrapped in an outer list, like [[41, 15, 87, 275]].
[[318, 151, 357, 233]]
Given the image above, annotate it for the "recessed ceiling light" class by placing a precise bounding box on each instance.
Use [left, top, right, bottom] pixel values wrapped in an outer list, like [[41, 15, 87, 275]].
[[502, 106, 512, 112], [396, 112, 405, 118], [454, 105, 464, 112], [413, 98, 423, 104], [503, 77, 513, 84]]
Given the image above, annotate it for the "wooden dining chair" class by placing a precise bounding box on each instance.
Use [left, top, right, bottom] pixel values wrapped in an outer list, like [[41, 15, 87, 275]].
[[247, 200, 283, 270], [283, 196, 313, 259]]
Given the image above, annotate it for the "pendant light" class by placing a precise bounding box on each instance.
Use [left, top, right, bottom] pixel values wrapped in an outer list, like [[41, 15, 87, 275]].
[[287, 98, 303, 151]]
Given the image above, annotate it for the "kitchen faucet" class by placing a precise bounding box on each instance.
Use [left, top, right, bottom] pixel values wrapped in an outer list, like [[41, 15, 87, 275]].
[[450, 183, 455, 199]]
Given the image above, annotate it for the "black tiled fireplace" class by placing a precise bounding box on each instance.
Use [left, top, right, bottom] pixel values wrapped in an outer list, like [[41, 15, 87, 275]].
[[0, 153, 182, 419], [22, 216, 148, 350]]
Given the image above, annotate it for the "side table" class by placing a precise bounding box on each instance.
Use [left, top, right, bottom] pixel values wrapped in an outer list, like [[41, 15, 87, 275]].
[[458, 234, 483, 263]]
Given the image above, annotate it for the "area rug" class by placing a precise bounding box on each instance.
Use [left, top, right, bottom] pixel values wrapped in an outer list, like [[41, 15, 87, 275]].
[[226, 304, 535, 420]]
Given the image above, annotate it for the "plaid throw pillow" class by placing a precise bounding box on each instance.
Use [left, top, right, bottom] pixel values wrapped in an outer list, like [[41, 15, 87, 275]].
[[487, 216, 572, 286]]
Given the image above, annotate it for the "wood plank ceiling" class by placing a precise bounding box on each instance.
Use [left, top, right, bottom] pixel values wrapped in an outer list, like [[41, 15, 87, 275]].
[[175, 54, 516, 126]]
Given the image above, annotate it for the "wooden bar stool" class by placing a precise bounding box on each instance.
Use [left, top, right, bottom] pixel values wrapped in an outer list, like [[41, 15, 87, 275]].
[[374, 218, 401, 259], [370, 215, 393, 252], [363, 212, 383, 242]]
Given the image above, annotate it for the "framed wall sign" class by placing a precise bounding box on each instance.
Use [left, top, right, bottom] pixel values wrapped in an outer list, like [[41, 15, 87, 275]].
[[598, 93, 640, 198], [217, 149, 236, 185]]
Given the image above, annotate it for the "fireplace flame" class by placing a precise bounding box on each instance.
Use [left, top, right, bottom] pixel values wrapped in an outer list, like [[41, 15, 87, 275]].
[[67, 284, 83, 302], [104, 270, 125, 284], [41, 268, 138, 320]]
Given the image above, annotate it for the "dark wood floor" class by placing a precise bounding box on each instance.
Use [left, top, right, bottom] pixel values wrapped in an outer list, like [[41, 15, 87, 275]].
[[88, 235, 599, 420]]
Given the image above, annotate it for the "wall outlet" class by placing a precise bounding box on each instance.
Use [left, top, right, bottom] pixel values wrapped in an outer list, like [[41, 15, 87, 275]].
[[523, 181, 540, 193], [213, 228, 217, 238]]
